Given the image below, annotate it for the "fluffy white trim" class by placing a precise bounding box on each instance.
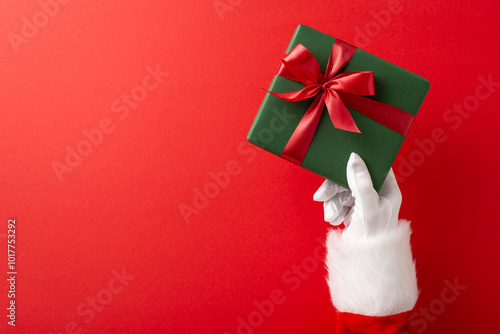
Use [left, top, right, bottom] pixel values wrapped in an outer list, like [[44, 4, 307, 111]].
[[326, 220, 418, 316]]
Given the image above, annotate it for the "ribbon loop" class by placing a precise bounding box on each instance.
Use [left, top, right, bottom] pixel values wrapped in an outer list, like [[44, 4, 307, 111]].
[[277, 44, 324, 86]]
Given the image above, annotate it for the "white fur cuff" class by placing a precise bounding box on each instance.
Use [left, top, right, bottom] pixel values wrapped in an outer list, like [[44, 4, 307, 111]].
[[326, 220, 418, 317]]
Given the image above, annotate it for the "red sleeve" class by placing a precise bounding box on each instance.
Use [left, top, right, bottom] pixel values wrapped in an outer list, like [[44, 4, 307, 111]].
[[336, 308, 416, 334]]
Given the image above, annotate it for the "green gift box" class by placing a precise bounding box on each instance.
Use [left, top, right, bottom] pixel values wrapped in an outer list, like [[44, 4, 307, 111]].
[[247, 25, 430, 191]]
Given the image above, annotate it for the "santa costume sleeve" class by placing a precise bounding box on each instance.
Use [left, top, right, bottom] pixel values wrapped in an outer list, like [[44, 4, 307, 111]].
[[326, 219, 418, 334]]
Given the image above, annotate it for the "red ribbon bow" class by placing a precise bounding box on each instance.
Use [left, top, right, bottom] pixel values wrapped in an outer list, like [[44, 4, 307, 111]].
[[270, 39, 415, 165]]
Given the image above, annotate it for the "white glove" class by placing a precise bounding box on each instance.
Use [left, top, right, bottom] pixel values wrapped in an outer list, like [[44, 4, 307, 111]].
[[314, 152, 402, 239]]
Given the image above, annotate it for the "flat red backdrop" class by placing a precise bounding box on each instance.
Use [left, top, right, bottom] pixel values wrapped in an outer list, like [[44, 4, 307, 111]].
[[1, 1, 499, 333]]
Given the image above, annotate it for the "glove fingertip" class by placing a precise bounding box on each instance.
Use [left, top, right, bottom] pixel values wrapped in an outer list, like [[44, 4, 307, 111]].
[[313, 190, 327, 201], [314, 180, 338, 201]]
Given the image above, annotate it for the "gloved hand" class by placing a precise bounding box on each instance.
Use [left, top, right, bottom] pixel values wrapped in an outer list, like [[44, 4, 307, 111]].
[[314, 152, 402, 239], [317, 152, 418, 320]]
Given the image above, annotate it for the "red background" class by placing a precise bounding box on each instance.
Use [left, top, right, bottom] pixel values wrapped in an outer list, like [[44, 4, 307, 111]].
[[1, 0, 499, 333]]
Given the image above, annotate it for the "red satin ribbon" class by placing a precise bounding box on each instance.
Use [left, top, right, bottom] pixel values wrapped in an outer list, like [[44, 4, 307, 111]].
[[270, 40, 415, 165]]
